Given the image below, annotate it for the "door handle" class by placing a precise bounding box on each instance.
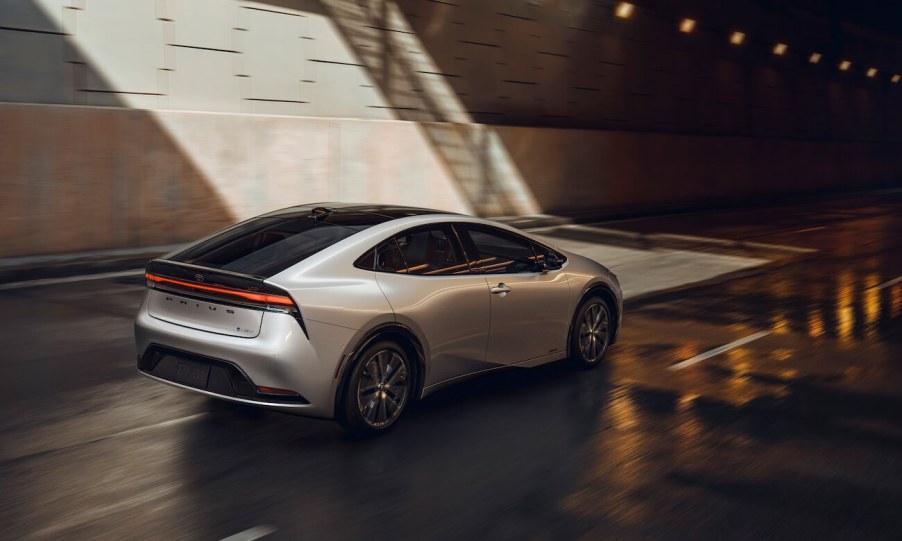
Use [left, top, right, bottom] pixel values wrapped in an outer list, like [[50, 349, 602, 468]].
[[491, 283, 512, 295]]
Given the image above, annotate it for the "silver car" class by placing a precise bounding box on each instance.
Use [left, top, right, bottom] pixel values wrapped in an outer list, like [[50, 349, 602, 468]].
[[135, 204, 622, 433]]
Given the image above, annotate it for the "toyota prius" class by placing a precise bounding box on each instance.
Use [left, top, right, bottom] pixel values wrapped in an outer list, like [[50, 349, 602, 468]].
[[135, 204, 621, 434]]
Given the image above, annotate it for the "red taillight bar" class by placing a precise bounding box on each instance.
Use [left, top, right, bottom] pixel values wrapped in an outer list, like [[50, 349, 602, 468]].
[[256, 385, 300, 396], [145, 273, 295, 307]]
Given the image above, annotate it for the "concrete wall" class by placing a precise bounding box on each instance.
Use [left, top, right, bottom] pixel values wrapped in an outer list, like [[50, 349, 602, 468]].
[[3, 0, 901, 141], [2, 1, 902, 257], [0, 0, 395, 118], [394, 0, 902, 141], [492, 126, 902, 215], [0, 103, 470, 257], [3, 102, 899, 258]]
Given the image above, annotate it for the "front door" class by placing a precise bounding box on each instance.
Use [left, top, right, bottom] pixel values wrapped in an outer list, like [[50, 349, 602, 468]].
[[458, 224, 571, 366]]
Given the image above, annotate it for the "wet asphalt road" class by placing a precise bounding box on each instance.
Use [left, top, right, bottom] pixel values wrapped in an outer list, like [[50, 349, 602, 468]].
[[1, 194, 901, 540]]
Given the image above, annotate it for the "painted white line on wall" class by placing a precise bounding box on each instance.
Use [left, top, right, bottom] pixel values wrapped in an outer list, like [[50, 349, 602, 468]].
[[220, 526, 278, 541], [669, 330, 772, 371], [872, 276, 902, 290], [0, 269, 143, 290]]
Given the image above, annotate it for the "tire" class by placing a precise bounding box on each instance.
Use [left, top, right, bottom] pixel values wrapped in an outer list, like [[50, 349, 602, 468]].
[[570, 296, 613, 369], [337, 340, 412, 435]]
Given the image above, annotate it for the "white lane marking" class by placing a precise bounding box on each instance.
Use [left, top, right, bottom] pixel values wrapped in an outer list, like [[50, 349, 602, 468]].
[[220, 526, 278, 541], [0, 269, 144, 290], [872, 276, 902, 290], [669, 330, 772, 370]]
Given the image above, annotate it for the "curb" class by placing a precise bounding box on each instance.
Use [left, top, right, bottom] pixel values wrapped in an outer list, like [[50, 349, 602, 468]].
[[523, 224, 817, 262], [0, 245, 180, 284]]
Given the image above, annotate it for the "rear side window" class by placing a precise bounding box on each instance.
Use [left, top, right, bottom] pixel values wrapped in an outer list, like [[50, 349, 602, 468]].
[[169, 216, 361, 277], [395, 226, 468, 275], [355, 226, 469, 275], [375, 240, 407, 273], [355, 240, 407, 273]]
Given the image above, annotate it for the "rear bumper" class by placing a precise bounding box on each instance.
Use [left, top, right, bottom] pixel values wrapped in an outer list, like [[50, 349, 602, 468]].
[[134, 294, 355, 419], [138, 344, 310, 405], [138, 370, 319, 414]]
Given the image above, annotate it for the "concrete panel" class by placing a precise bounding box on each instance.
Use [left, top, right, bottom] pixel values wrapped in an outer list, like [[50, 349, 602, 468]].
[[0, 30, 70, 103], [168, 47, 242, 112], [75, 0, 164, 94], [243, 8, 306, 101], [307, 61, 392, 119], [305, 11, 360, 65], [1, 0, 70, 32], [168, 0, 237, 51]]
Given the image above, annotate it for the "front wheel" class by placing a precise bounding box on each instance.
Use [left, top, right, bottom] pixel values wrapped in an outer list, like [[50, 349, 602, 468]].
[[570, 296, 613, 369], [337, 340, 412, 435]]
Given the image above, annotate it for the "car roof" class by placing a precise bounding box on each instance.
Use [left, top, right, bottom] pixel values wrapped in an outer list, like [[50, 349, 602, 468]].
[[260, 203, 458, 228]]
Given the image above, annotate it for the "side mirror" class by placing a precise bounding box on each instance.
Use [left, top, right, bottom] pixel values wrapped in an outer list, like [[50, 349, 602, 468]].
[[543, 252, 564, 271]]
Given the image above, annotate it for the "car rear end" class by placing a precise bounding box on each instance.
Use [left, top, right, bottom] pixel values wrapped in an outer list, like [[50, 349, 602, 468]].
[[134, 206, 368, 418]]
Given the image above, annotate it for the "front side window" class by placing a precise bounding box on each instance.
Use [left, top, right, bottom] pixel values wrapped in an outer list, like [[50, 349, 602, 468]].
[[530, 241, 567, 269], [461, 225, 540, 274]]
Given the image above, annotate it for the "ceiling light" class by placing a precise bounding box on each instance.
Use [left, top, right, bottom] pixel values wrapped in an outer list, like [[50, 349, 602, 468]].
[[679, 18, 696, 33], [839, 60, 851, 71], [892, 74, 900, 84], [730, 31, 745, 45], [615, 2, 634, 19], [809, 52, 821, 64], [866, 67, 877, 78], [773, 43, 787, 56]]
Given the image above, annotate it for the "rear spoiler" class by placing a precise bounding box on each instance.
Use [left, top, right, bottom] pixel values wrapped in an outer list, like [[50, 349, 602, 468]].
[[146, 259, 269, 295]]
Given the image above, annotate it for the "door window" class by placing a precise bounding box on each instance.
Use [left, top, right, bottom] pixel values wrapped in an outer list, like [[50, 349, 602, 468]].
[[394, 226, 469, 275], [461, 226, 540, 274]]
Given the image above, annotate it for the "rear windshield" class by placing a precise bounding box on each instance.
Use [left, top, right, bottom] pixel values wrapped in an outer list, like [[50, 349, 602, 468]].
[[168, 215, 366, 277]]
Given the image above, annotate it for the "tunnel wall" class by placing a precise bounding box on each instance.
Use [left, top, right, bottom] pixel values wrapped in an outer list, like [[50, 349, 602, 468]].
[[491, 126, 902, 216], [3, 1, 902, 257], [2, 102, 900, 258], [0, 103, 471, 258]]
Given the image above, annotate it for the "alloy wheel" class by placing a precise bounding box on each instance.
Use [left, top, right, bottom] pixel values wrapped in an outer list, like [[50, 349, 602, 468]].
[[356, 348, 409, 428], [578, 302, 610, 364]]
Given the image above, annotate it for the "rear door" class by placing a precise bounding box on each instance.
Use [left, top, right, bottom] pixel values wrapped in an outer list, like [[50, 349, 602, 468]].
[[366, 225, 493, 387], [457, 224, 571, 366]]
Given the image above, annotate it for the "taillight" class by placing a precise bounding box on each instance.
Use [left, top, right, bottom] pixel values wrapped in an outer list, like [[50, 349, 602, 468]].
[[145, 272, 297, 312], [256, 385, 301, 397]]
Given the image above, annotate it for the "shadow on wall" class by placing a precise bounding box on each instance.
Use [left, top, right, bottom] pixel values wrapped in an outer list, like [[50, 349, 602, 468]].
[[492, 128, 902, 216], [288, 0, 902, 218], [0, 1, 234, 258], [314, 0, 541, 217]]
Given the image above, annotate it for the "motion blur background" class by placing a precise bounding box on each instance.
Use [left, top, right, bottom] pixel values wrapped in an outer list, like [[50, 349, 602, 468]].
[[3, 3, 902, 540], [2, 0, 901, 258]]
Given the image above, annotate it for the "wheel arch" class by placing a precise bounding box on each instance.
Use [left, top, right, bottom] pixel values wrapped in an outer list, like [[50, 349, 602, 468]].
[[566, 283, 621, 359], [333, 323, 427, 421]]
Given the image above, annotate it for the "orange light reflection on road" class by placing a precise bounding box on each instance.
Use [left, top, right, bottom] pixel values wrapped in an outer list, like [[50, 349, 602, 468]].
[[808, 308, 825, 338], [863, 274, 880, 339], [891, 283, 901, 318], [836, 270, 855, 345]]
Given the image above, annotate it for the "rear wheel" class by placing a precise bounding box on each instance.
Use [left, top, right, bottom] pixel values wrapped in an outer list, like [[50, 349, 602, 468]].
[[570, 296, 612, 369], [338, 340, 412, 435]]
